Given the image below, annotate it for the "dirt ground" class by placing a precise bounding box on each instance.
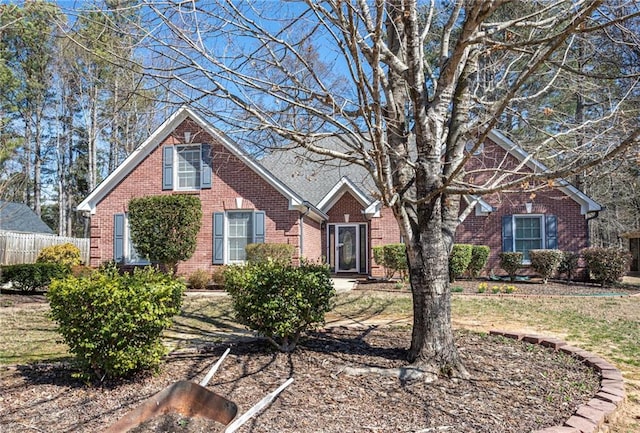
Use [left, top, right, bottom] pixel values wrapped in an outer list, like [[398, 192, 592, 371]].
[[0, 280, 637, 432], [1, 327, 600, 433]]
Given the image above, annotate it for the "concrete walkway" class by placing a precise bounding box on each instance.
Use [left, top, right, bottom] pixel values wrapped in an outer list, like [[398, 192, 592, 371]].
[[332, 277, 357, 293]]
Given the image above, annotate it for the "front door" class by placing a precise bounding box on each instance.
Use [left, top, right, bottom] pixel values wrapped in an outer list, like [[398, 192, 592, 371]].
[[337, 225, 358, 272]]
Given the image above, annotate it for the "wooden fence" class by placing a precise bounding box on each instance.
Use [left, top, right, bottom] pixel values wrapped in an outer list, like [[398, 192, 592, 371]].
[[0, 230, 90, 265]]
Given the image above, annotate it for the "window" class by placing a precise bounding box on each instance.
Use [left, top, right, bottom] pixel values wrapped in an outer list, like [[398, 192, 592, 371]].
[[514, 216, 542, 262], [213, 211, 265, 264], [176, 145, 201, 189], [502, 214, 557, 263], [114, 214, 150, 265], [228, 212, 253, 262], [163, 144, 212, 191]]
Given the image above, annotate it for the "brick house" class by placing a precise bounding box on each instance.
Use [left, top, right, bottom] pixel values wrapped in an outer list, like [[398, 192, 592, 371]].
[[77, 106, 601, 278]]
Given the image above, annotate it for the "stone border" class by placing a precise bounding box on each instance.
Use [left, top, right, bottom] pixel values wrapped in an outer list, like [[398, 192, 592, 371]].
[[490, 330, 626, 433]]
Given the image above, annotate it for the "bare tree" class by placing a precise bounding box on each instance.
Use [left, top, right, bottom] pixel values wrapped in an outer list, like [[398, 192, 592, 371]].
[[124, 0, 640, 377]]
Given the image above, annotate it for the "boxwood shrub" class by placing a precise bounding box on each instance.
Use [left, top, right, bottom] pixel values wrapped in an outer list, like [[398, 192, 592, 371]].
[[499, 252, 523, 282], [449, 244, 473, 282], [581, 247, 631, 287], [558, 251, 579, 283], [467, 245, 490, 279], [47, 265, 185, 379], [245, 243, 295, 264], [529, 249, 564, 284], [1, 263, 70, 292], [372, 243, 407, 280], [224, 260, 335, 352]]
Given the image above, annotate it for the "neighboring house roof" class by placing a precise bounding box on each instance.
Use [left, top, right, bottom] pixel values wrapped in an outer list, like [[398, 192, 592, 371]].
[[0, 201, 54, 234], [76, 106, 326, 222]]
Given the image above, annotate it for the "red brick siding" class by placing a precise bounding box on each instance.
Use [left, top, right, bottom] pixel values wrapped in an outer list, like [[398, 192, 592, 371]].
[[89, 119, 301, 275], [456, 139, 589, 275], [325, 192, 368, 223], [369, 207, 402, 278], [301, 217, 323, 262]]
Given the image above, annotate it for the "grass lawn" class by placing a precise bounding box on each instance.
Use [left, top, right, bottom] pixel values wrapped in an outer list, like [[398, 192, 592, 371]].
[[1, 288, 639, 432]]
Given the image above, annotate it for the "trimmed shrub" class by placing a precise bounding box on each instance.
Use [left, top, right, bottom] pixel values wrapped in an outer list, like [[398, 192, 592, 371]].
[[224, 260, 335, 352], [581, 247, 631, 287], [558, 251, 579, 283], [47, 266, 185, 379], [449, 244, 473, 282], [499, 252, 523, 282], [37, 243, 82, 267], [1, 263, 70, 292], [187, 269, 211, 290], [373, 243, 407, 280], [211, 265, 227, 287], [468, 245, 490, 279], [529, 249, 564, 284], [245, 243, 295, 264], [128, 195, 202, 274]]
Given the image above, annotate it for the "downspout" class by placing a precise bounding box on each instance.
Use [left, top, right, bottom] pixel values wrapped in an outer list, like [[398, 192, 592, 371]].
[[585, 209, 602, 247]]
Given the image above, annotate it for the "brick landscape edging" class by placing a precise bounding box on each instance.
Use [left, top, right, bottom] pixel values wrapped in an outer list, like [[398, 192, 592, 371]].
[[489, 330, 626, 433]]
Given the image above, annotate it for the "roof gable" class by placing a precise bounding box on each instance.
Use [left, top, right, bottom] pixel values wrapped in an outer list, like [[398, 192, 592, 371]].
[[487, 130, 602, 214], [77, 106, 326, 221]]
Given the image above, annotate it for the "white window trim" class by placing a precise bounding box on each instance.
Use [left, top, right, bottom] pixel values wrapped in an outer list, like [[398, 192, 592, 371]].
[[225, 211, 255, 264], [511, 214, 545, 264], [124, 215, 150, 265], [174, 143, 202, 191]]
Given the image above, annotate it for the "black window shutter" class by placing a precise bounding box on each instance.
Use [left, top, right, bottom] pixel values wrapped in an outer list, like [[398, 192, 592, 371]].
[[502, 215, 514, 252], [201, 144, 212, 189], [213, 212, 225, 264], [114, 214, 125, 263], [162, 146, 173, 190], [545, 215, 558, 249]]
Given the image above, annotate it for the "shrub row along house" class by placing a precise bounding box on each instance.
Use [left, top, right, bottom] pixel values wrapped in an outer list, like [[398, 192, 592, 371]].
[[77, 106, 602, 278]]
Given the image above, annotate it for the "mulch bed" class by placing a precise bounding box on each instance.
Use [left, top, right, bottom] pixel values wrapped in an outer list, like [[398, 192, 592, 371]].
[[1, 325, 600, 432]]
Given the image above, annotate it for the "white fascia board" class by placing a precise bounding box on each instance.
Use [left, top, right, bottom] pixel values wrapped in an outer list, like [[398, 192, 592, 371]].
[[318, 176, 376, 213], [77, 106, 192, 214], [487, 130, 602, 215], [464, 195, 495, 216]]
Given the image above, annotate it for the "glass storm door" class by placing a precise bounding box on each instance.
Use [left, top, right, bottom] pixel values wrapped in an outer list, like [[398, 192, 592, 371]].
[[337, 225, 358, 272]]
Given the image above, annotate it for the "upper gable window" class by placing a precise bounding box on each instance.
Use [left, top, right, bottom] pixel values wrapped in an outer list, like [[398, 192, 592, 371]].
[[177, 145, 201, 189], [163, 143, 212, 191]]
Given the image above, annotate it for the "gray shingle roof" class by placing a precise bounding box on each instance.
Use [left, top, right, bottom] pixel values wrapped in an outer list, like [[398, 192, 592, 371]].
[[0, 201, 54, 234], [259, 136, 376, 207]]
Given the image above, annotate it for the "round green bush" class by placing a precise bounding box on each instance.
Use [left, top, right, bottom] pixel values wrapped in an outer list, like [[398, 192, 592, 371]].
[[47, 266, 185, 379], [529, 249, 563, 284], [582, 247, 631, 287], [499, 252, 523, 281], [224, 260, 335, 352]]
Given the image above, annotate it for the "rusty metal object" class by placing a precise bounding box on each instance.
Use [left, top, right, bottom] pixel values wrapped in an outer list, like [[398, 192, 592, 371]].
[[104, 380, 238, 433]]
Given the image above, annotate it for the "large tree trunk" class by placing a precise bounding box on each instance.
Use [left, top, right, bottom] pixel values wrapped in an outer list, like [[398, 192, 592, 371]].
[[403, 198, 468, 378]]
